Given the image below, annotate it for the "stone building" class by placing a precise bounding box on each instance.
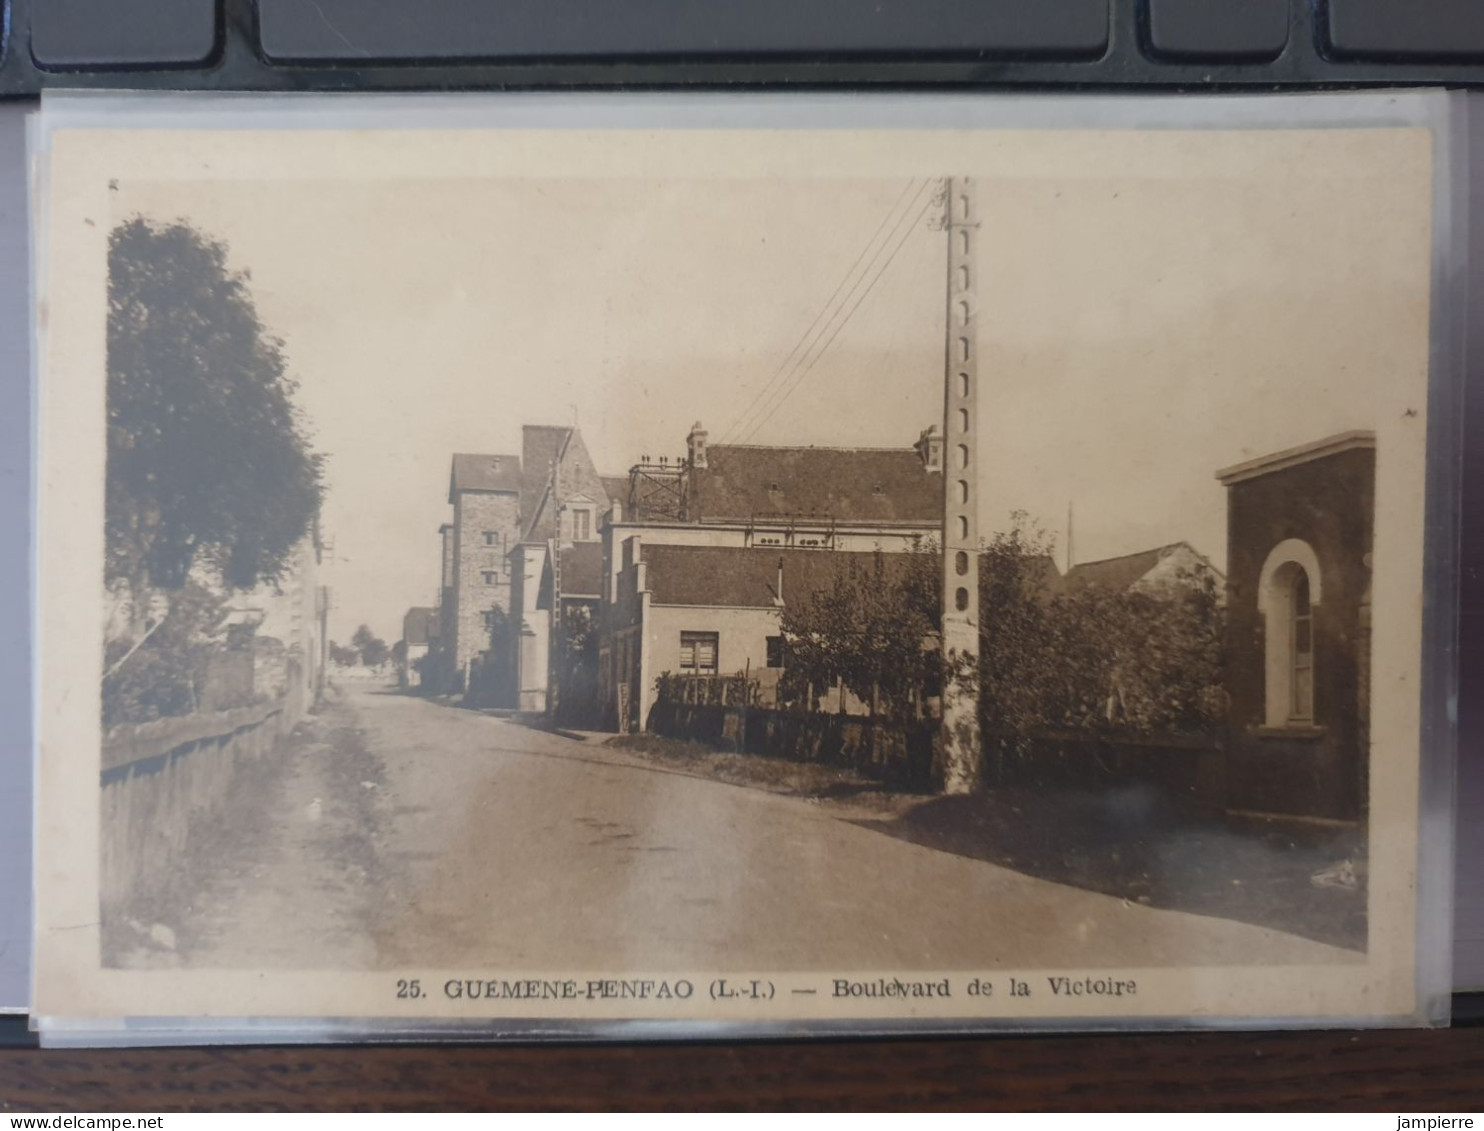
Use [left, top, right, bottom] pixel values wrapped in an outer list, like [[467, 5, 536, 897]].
[[443, 452, 523, 689], [1217, 430, 1375, 822]]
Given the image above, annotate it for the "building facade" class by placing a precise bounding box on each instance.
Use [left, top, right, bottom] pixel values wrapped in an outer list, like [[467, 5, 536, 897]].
[[226, 527, 327, 723], [400, 606, 437, 689], [505, 424, 617, 713], [443, 453, 523, 689], [598, 423, 943, 732], [1217, 431, 1375, 822]]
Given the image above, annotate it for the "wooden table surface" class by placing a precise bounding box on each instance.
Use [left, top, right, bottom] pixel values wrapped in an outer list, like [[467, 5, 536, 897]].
[[2, 1027, 1482, 1111]]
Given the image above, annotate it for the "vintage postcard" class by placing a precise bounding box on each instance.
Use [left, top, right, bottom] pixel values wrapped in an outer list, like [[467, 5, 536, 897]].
[[31, 101, 1446, 1031]]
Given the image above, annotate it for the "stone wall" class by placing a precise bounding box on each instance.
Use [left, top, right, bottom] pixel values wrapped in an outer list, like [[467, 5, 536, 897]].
[[452, 490, 521, 675]]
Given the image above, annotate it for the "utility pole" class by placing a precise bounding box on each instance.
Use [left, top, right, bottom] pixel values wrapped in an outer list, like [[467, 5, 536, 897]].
[[1067, 499, 1075, 573], [547, 427, 576, 721], [940, 176, 981, 795], [548, 453, 562, 721]]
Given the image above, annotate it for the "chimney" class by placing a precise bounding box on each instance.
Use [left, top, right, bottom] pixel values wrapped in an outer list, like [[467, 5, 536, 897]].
[[915, 425, 943, 473], [687, 421, 709, 469]]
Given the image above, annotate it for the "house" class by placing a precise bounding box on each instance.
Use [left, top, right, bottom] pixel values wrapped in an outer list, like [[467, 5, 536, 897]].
[[1216, 430, 1375, 822], [598, 422, 944, 732], [531, 539, 606, 725], [222, 526, 328, 722], [1060, 541, 1223, 599], [399, 606, 438, 689], [503, 425, 622, 713]]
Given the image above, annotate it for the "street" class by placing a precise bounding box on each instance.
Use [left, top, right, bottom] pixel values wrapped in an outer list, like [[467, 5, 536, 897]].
[[161, 683, 1359, 972]]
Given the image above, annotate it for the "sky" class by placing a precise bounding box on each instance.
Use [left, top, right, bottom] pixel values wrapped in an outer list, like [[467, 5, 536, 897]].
[[113, 132, 1429, 645]]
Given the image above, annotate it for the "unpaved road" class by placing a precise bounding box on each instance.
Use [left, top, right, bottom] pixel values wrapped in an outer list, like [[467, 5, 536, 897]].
[[158, 683, 1358, 971]]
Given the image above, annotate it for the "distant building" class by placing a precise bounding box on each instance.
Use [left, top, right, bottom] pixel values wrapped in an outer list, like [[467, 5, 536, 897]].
[[1217, 430, 1375, 822], [598, 423, 943, 732], [223, 526, 327, 721], [399, 606, 438, 689], [505, 425, 618, 714], [1060, 541, 1223, 598]]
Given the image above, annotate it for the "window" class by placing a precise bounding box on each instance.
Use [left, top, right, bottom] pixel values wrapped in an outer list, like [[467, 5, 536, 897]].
[[766, 636, 784, 669], [573, 508, 591, 542], [679, 631, 719, 674], [483, 531, 499, 548], [482, 570, 498, 586], [482, 610, 500, 630], [1258, 539, 1323, 728], [1290, 570, 1314, 722]]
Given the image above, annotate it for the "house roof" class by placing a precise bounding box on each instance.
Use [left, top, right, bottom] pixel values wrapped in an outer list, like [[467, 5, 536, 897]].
[[520, 425, 574, 542], [1061, 542, 1218, 594], [448, 453, 521, 502], [600, 475, 630, 512], [402, 606, 438, 645], [1215, 430, 1375, 486], [643, 545, 924, 609], [1020, 553, 1065, 602], [691, 444, 939, 525], [556, 541, 604, 598]]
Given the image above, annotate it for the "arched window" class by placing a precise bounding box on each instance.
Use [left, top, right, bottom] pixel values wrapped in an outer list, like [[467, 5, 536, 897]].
[[1283, 564, 1314, 722], [1258, 539, 1323, 728]]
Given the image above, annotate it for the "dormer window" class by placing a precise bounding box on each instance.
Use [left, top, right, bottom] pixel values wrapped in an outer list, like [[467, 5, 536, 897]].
[[872, 484, 885, 496]]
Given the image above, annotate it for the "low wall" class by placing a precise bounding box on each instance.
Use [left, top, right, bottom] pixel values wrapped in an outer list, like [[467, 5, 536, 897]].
[[647, 701, 935, 791], [100, 699, 292, 923], [981, 730, 1224, 811]]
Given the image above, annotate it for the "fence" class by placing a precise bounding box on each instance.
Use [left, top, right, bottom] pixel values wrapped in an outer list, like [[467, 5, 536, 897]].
[[653, 672, 761, 708], [100, 670, 304, 924], [649, 680, 1221, 802], [646, 699, 935, 791]]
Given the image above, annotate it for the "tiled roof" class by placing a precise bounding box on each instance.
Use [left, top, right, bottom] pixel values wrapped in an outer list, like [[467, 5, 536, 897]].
[[691, 444, 939, 524], [402, 606, 438, 646], [557, 541, 604, 598], [520, 425, 573, 540], [448, 453, 521, 502], [1061, 542, 1216, 594], [600, 475, 630, 511], [643, 545, 925, 609]]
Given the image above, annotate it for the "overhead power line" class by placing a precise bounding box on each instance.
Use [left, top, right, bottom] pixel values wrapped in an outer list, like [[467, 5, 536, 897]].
[[737, 181, 941, 444], [719, 178, 929, 446]]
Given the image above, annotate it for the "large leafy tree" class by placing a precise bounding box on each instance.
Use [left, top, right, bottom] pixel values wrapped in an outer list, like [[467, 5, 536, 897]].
[[351, 624, 389, 668], [107, 217, 322, 595], [978, 513, 1226, 740], [778, 545, 944, 721]]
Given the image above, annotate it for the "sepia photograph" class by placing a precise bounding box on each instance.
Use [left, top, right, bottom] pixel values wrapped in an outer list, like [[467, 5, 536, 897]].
[[31, 112, 1439, 1026]]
